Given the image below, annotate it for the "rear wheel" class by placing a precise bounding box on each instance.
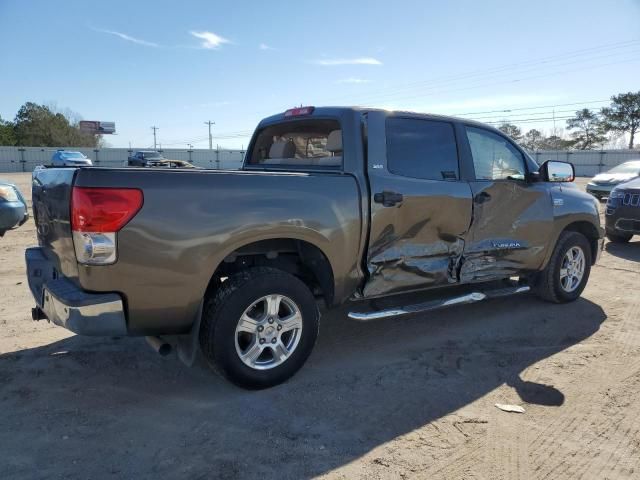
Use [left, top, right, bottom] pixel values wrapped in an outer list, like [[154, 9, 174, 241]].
[[606, 232, 632, 243], [532, 231, 592, 303], [199, 267, 319, 389]]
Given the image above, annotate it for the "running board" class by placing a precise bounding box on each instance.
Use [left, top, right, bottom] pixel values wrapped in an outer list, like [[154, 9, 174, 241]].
[[348, 285, 530, 321]]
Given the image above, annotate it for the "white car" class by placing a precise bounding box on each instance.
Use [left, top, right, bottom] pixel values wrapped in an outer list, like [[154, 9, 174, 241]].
[[587, 160, 640, 200], [51, 150, 93, 167]]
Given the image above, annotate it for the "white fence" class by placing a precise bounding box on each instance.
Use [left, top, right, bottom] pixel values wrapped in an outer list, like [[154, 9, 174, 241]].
[[531, 150, 640, 177], [1, 146, 639, 176], [0, 147, 245, 173]]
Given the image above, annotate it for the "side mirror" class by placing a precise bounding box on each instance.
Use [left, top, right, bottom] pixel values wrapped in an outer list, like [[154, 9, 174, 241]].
[[540, 160, 575, 182]]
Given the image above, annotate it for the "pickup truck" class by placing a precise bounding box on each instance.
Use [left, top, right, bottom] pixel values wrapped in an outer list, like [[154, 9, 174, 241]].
[[27, 106, 604, 389]]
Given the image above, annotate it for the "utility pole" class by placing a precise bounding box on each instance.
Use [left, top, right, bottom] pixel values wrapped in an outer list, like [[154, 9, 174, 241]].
[[151, 126, 159, 149], [204, 120, 215, 150]]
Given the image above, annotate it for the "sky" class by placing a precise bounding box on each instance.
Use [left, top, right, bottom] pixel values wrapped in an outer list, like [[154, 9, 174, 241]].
[[0, 0, 639, 149]]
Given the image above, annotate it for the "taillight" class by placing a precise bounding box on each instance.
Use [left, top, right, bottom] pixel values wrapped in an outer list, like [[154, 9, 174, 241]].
[[284, 106, 315, 117], [71, 187, 143, 265]]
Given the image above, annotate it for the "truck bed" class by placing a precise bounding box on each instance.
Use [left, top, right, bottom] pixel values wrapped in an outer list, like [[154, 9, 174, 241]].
[[31, 167, 363, 334]]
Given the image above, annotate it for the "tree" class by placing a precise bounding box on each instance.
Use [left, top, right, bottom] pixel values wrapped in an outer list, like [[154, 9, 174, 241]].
[[0, 116, 16, 146], [521, 129, 544, 150], [565, 109, 606, 150], [539, 135, 575, 150], [13, 102, 98, 147], [497, 122, 523, 141], [600, 91, 640, 149]]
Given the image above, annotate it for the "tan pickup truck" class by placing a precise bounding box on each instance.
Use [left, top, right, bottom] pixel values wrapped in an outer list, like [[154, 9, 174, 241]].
[[27, 106, 603, 389]]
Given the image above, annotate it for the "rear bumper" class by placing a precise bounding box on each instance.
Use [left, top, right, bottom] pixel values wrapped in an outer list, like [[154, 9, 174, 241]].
[[25, 247, 127, 336]]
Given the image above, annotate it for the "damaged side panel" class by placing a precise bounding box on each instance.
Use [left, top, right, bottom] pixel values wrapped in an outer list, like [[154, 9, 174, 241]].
[[363, 179, 473, 297], [460, 181, 554, 283]]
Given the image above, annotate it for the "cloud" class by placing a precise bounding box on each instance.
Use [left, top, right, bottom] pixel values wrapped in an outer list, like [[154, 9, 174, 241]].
[[190, 31, 230, 49], [93, 28, 158, 47], [259, 43, 274, 51], [314, 57, 382, 66], [337, 77, 372, 84]]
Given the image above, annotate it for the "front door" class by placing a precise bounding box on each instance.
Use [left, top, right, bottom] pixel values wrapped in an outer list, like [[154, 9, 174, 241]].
[[363, 112, 473, 297], [460, 125, 554, 282]]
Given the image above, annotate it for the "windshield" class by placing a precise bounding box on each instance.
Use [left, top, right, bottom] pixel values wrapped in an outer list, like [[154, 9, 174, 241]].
[[608, 162, 640, 174], [60, 152, 86, 159]]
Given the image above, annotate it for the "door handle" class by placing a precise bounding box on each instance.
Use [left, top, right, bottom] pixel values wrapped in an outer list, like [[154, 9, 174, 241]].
[[374, 191, 404, 207], [474, 191, 491, 204]]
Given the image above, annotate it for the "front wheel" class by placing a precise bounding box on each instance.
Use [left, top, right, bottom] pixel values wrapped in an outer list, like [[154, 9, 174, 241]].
[[199, 267, 319, 389], [532, 231, 592, 303]]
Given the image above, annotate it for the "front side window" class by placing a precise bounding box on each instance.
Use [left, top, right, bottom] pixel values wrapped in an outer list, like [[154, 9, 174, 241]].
[[247, 119, 342, 168], [465, 126, 526, 181], [386, 118, 459, 181]]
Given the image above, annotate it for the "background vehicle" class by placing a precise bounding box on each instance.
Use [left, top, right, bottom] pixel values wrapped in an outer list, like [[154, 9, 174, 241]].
[[146, 159, 196, 169], [605, 177, 640, 243], [51, 150, 92, 167], [127, 150, 162, 166], [0, 180, 28, 236], [27, 107, 603, 389], [586, 160, 640, 200]]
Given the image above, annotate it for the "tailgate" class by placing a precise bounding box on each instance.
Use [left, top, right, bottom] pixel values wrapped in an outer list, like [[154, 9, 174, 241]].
[[32, 167, 80, 281]]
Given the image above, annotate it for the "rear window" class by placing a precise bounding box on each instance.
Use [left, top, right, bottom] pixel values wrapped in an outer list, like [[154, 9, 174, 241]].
[[386, 118, 459, 181], [247, 119, 342, 168]]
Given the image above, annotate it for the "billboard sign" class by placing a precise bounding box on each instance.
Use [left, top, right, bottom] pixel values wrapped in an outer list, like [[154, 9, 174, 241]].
[[79, 121, 116, 135]]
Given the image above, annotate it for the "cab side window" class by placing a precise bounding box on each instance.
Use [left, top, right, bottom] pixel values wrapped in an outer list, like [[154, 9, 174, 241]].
[[386, 118, 459, 181], [465, 126, 526, 181]]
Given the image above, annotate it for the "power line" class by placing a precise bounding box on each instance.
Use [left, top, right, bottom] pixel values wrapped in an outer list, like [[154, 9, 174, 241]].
[[321, 39, 640, 105], [445, 99, 610, 117], [352, 53, 640, 107]]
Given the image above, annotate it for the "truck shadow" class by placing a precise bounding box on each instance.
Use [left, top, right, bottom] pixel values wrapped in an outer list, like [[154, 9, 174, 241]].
[[605, 239, 640, 262], [0, 295, 605, 479]]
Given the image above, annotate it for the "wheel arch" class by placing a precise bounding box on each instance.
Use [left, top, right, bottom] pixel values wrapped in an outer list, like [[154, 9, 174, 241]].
[[542, 219, 601, 269], [562, 221, 601, 265], [205, 236, 336, 307]]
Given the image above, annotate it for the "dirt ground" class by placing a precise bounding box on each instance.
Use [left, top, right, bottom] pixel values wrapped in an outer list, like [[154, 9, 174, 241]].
[[1, 172, 639, 480]]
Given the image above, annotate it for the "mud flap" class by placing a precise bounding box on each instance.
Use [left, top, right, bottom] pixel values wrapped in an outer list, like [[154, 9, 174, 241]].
[[175, 300, 204, 367]]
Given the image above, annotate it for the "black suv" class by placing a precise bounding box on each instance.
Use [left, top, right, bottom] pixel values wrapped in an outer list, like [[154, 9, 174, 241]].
[[605, 177, 640, 243]]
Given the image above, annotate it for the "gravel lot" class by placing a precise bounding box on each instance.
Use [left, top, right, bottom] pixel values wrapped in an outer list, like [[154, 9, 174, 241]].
[[1, 172, 639, 479]]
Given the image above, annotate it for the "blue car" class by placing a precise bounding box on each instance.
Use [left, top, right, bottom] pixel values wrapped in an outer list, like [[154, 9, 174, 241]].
[[0, 180, 28, 236], [51, 150, 93, 167]]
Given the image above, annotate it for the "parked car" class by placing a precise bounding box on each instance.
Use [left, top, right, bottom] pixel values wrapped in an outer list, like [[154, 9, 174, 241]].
[[128, 151, 195, 168], [605, 176, 640, 243], [0, 180, 28, 236], [127, 150, 165, 167], [146, 159, 196, 169], [586, 160, 640, 200], [27, 106, 604, 389], [51, 150, 92, 167]]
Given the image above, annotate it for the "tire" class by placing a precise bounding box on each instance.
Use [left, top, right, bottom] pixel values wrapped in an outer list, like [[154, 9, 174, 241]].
[[607, 232, 632, 243], [532, 231, 592, 303], [199, 267, 319, 389]]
